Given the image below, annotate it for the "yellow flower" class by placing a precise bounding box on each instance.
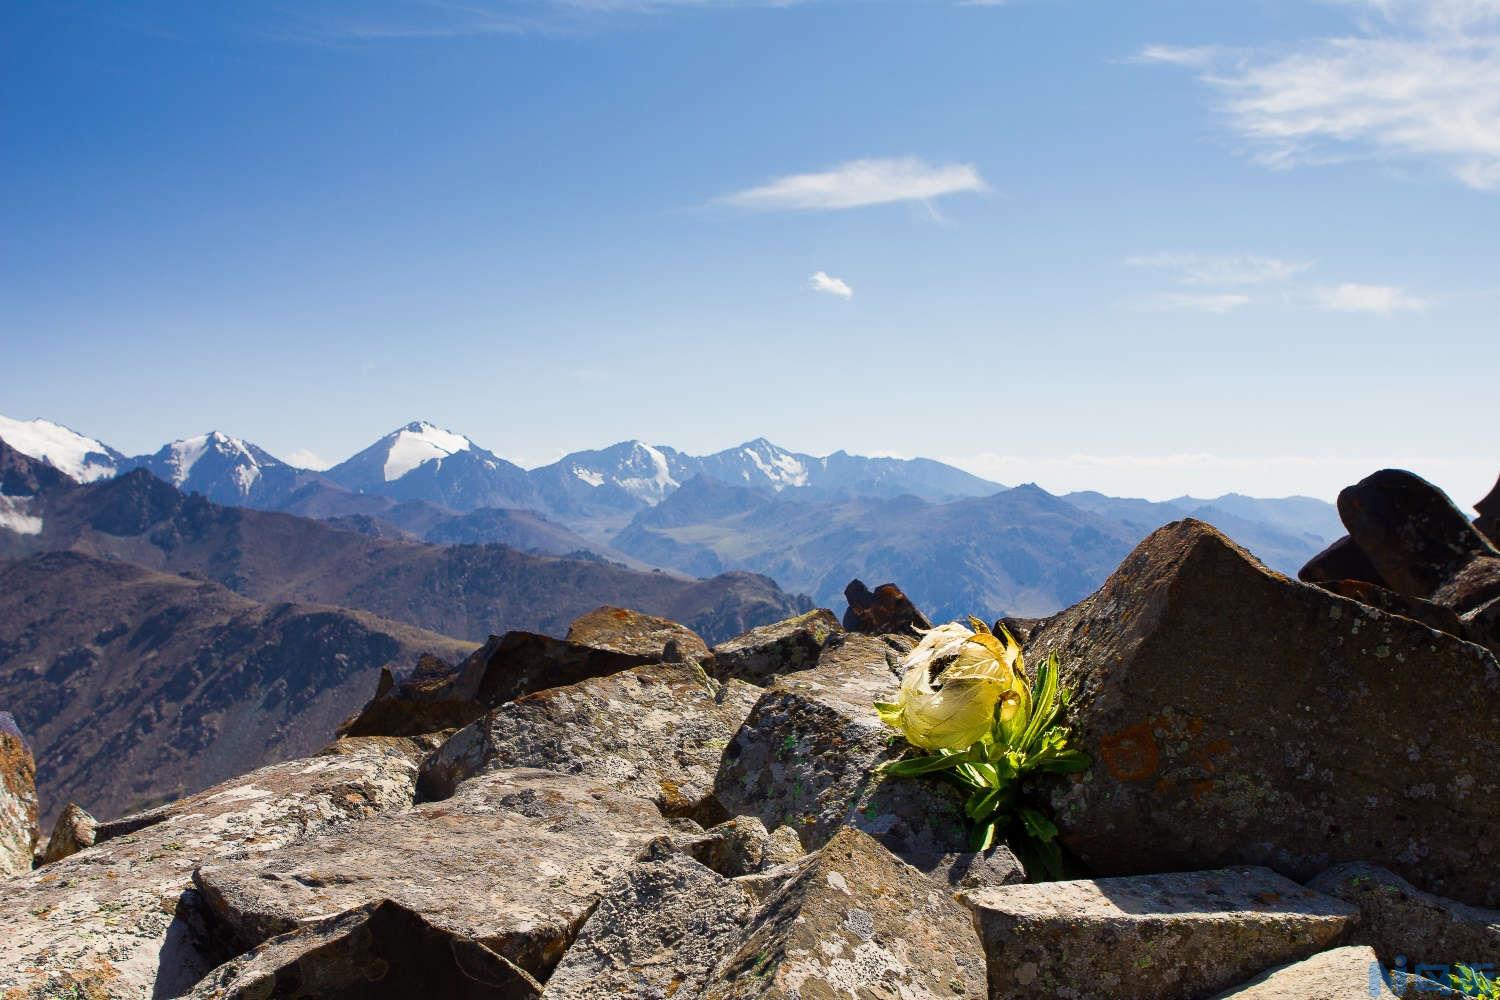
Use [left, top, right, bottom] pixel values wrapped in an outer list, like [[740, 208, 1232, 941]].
[[876, 619, 1027, 752]]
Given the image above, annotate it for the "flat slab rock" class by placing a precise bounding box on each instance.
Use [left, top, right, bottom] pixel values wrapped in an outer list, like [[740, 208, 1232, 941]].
[[0, 737, 427, 1000], [542, 844, 751, 999], [713, 632, 1023, 890], [960, 866, 1357, 1000], [1308, 862, 1500, 973], [189, 900, 541, 999], [709, 609, 842, 685], [1209, 946, 1398, 999], [418, 660, 761, 823], [195, 767, 674, 982], [1030, 519, 1500, 908]]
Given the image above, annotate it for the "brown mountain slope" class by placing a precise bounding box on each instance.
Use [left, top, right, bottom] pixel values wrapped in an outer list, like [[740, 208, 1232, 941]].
[[0, 464, 809, 643], [0, 551, 474, 825]]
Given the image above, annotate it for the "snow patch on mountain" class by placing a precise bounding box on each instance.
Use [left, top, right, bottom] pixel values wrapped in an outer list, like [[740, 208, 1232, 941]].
[[573, 466, 605, 487], [741, 441, 809, 489], [383, 423, 472, 481], [616, 443, 681, 502], [0, 416, 118, 482], [0, 495, 42, 535]]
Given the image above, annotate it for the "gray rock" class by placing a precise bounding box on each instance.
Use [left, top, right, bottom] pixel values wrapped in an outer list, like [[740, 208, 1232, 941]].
[[701, 826, 988, 999], [1029, 519, 1500, 908], [542, 844, 750, 999], [713, 633, 1023, 890], [709, 609, 842, 685], [693, 815, 775, 877], [188, 899, 541, 999], [1308, 862, 1500, 974], [960, 866, 1358, 1000], [0, 712, 37, 877], [1209, 946, 1397, 999], [0, 736, 428, 1000], [195, 768, 673, 981], [418, 661, 761, 823], [565, 605, 711, 662], [39, 802, 97, 865]]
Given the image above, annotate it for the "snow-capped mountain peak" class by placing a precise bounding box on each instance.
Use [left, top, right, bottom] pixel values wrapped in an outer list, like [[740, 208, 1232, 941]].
[[383, 421, 473, 482], [136, 431, 286, 500], [0, 415, 124, 482], [727, 438, 810, 490]]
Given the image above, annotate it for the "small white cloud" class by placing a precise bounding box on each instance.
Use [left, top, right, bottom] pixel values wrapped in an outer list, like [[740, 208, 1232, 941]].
[[723, 157, 987, 211], [1138, 291, 1253, 314], [285, 448, 332, 470], [809, 271, 854, 299], [1126, 252, 1314, 287], [1313, 282, 1427, 314]]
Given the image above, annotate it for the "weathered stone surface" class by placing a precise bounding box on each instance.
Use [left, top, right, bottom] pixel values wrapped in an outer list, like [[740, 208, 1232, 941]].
[[1029, 519, 1500, 907], [0, 737, 427, 1000], [709, 609, 841, 685], [1209, 946, 1397, 999], [1308, 862, 1500, 973], [702, 826, 988, 999], [1318, 579, 1470, 637], [1464, 595, 1500, 655], [0, 711, 38, 876], [1477, 473, 1500, 546], [342, 625, 671, 738], [1338, 469, 1500, 609], [1432, 555, 1500, 614], [565, 605, 711, 662], [1299, 535, 1388, 588], [714, 633, 1023, 890], [543, 843, 751, 999], [418, 661, 760, 822], [340, 652, 481, 738], [39, 802, 98, 865], [961, 866, 1357, 1000], [195, 768, 673, 981], [842, 578, 931, 636], [692, 815, 776, 877], [189, 900, 541, 999]]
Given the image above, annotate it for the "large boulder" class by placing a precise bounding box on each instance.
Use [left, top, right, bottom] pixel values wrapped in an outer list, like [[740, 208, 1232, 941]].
[[0, 711, 38, 876], [417, 660, 761, 823], [194, 768, 673, 982], [701, 826, 988, 999], [1209, 946, 1397, 999], [39, 802, 97, 865], [713, 632, 1023, 890], [1477, 473, 1500, 546], [188, 900, 541, 999], [1307, 862, 1500, 974], [542, 843, 751, 999], [1337, 469, 1500, 611], [1029, 519, 1500, 907], [1299, 535, 1387, 588], [565, 605, 710, 662], [841, 579, 931, 636], [960, 867, 1357, 1000], [709, 609, 842, 685], [342, 625, 673, 738], [0, 737, 428, 1000]]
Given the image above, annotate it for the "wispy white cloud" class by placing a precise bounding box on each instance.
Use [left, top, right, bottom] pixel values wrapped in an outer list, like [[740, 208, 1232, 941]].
[[1138, 0, 1500, 189], [808, 271, 854, 299], [721, 157, 987, 211], [1127, 249, 1427, 315], [1126, 252, 1313, 287], [1312, 281, 1426, 313]]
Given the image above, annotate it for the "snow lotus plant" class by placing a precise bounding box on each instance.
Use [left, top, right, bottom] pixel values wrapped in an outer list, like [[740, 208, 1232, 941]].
[[875, 617, 1089, 879]]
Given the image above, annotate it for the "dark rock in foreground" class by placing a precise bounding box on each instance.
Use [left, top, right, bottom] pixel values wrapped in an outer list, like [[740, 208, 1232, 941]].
[[0, 711, 37, 877], [1031, 519, 1500, 907], [842, 578, 932, 636]]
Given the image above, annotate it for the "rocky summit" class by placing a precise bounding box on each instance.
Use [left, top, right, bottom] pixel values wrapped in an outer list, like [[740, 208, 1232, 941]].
[[0, 466, 1496, 999]]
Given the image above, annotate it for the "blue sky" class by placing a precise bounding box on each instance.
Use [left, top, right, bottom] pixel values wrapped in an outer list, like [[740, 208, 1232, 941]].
[[3, 0, 1497, 504]]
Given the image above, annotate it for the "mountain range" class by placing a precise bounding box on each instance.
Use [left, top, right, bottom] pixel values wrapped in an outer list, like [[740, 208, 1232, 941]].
[[0, 413, 1343, 620]]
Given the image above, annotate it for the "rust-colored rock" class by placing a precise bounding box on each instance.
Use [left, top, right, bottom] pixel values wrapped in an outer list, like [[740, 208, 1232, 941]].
[[0, 711, 38, 877], [565, 605, 710, 661], [841, 578, 931, 636], [39, 802, 97, 865], [1030, 519, 1500, 908]]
